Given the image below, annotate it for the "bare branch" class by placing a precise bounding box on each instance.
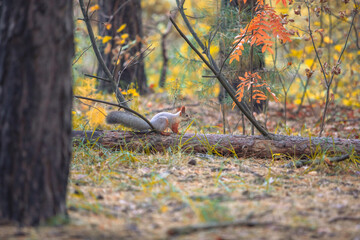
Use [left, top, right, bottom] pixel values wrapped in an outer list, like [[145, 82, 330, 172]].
[[84, 73, 112, 83], [72, 44, 92, 66], [74, 95, 158, 132]]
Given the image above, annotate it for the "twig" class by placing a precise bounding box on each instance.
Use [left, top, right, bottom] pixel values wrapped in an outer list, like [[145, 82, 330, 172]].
[[106, 0, 132, 24], [74, 95, 158, 132], [84, 73, 112, 83], [72, 44, 92, 66], [219, 30, 251, 74], [295, 62, 316, 114], [117, 45, 154, 87], [75, 98, 107, 117], [150, 103, 200, 114], [74, 95, 130, 108], [169, 17, 271, 139], [277, 62, 300, 127], [306, 2, 328, 86], [112, 46, 123, 78]]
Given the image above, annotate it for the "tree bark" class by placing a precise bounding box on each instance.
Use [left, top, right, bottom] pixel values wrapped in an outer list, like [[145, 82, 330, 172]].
[[97, 0, 148, 94], [0, 0, 73, 226], [73, 131, 360, 158]]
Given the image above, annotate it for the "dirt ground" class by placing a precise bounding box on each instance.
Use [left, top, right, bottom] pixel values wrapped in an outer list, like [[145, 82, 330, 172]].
[[1, 101, 359, 240], [1, 154, 360, 240]]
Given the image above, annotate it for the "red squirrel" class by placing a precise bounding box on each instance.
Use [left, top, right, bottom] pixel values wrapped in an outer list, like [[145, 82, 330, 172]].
[[106, 106, 190, 135]]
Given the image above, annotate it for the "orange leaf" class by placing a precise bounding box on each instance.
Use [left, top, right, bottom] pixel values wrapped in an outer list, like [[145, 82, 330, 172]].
[[104, 23, 112, 30], [267, 47, 274, 54], [261, 45, 267, 53]]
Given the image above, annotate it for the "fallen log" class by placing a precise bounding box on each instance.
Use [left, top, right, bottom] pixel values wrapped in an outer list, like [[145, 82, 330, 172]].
[[72, 131, 360, 158]]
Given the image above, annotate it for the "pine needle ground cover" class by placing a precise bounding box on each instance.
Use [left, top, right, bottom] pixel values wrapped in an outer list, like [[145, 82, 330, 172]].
[[1, 102, 359, 239]]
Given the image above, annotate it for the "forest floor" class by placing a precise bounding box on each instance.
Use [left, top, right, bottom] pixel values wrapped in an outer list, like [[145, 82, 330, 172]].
[[1, 99, 359, 239]]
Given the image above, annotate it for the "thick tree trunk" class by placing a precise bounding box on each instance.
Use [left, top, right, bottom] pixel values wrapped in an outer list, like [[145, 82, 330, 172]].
[[73, 131, 360, 158], [97, 0, 148, 94], [0, 0, 73, 226]]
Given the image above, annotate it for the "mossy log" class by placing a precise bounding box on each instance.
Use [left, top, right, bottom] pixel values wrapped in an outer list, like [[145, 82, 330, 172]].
[[72, 131, 360, 158]]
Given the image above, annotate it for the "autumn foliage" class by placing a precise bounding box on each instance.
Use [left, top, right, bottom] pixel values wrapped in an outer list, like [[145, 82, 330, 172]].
[[232, 72, 279, 109], [230, 0, 291, 106], [230, 0, 291, 62]]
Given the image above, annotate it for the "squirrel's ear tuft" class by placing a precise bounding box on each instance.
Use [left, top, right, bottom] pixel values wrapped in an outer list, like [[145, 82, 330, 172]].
[[181, 106, 186, 113], [177, 106, 185, 113]]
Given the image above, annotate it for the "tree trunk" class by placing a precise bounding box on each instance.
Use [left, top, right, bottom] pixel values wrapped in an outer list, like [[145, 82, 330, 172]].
[[0, 0, 73, 226], [73, 131, 360, 158], [218, 0, 265, 113], [97, 0, 148, 94]]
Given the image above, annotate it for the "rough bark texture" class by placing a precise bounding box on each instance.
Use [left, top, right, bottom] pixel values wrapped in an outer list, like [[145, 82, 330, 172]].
[[0, 0, 73, 226], [97, 0, 148, 94], [73, 131, 360, 158]]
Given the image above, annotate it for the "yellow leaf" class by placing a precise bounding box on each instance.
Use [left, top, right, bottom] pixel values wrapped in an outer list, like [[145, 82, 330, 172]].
[[160, 205, 168, 213], [209, 45, 219, 56], [323, 36, 333, 44], [127, 89, 139, 97], [304, 58, 315, 68], [116, 24, 127, 33], [334, 44, 342, 53], [102, 36, 112, 44], [304, 46, 313, 54], [289, 49, 303, 58], [121, 33, 129, 39], [89, 4, 100, 12]]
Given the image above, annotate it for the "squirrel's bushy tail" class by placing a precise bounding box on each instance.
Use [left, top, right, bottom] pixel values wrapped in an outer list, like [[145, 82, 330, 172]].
[[106, 111, 150, 131]]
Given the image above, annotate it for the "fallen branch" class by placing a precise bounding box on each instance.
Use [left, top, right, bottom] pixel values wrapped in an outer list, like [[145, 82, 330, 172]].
[[328, 216, 360, 223], [167, 220, 273, 237], [282, 154, 352, 168], [72, 131, 360, 158]]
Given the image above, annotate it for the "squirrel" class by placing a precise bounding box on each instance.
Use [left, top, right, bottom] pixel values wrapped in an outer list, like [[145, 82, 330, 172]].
[[106, 106, 190, 136]]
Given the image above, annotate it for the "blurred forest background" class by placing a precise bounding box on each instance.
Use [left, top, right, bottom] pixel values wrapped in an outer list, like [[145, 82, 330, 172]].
[[72, 0, 359, 139], [1, 0, 360, 239]]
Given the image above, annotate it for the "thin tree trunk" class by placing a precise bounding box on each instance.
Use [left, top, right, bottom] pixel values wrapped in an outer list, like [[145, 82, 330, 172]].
[[97, 0, 148, 94], [73, 131, 360, 158], [0, 0, 73, 226]]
